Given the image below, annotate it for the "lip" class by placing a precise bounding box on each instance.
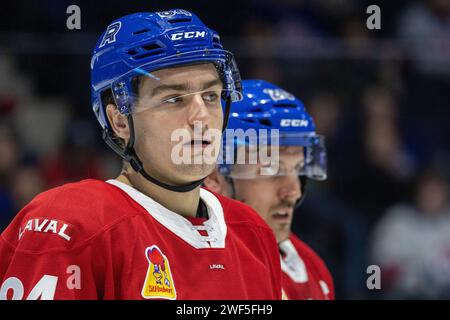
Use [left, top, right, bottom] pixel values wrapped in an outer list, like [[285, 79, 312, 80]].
[[270, 208, 293, 222], [184, 140, 211, 149]]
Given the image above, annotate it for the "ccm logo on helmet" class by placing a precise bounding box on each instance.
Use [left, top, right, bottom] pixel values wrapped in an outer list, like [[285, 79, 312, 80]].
[[170, 31, 206, 41], [280, 119, 309, 127]]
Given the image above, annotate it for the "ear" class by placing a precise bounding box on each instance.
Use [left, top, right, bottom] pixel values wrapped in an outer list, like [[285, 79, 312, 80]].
[[204, 169, 232, 197], [106, 104, 130, 142]]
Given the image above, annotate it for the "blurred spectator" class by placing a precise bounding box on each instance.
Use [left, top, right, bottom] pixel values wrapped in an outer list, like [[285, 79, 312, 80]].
[[338, 85, 418, 226], [0, 121, 46, 229], [11, 165, 45, 212], [295, 91, 369, 299], [306, 91, 344, 190], [341, 16, 374, 59], [0, 122, 19, 178], [246, 59, 283, 85], [370, 165, 450, 299], [40, 119, 109, 188], [363, 86, 415, 181], [0, 123, 20, 230], [308, 92, 341, 140], [398, 0, 450, 78], [0, 94, 18, 117]]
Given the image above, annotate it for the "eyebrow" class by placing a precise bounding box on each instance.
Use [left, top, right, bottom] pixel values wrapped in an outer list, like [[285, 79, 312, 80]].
[[151, 78, 222, 97]]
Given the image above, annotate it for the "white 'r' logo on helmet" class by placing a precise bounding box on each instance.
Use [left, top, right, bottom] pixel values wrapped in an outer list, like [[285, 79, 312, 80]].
[[99, 22, 122, 48]]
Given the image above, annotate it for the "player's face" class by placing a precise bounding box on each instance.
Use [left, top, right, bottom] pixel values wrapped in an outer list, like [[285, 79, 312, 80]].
[[132, 63, 224, 186], [232, 146, 303, 243]]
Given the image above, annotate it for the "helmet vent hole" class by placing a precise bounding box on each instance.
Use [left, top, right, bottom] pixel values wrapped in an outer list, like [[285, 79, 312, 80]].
[[242, 119, 256, 123], [274, 103, 297, 108], [142, 43, 162, 51], [133, 51, 164, 60], [168, 18, 192, 24], [259, 119, 272, 126], [133, 29, 150, 35], [250, 108, 263, 112]]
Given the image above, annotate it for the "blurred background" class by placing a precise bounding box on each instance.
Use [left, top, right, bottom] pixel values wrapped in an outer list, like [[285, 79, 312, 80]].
[[1, 0, 450, 299]]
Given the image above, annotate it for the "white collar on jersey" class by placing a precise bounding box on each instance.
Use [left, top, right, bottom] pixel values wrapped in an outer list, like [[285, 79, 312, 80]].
[[279, 238, 309, 283], [106, 179, 227, 249]]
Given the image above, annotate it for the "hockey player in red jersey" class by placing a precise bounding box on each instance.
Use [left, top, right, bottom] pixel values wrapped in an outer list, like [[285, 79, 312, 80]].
[[0, 10, 282, 300], [205, 79, 335, 300]]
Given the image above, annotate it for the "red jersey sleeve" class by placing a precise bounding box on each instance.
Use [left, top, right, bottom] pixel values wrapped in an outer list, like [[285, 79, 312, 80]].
[[0, 180, 133, 300]]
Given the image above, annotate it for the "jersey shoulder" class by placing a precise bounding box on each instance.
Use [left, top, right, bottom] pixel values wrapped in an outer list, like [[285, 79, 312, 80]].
[[289, 234, 327, 270], [203, 188, 271, 230], [1, 179, 144, 251], [289, 233, 334, 287]]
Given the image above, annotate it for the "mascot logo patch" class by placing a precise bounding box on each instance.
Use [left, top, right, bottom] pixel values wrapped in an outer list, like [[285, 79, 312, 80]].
[[141, 245, 176, 299]]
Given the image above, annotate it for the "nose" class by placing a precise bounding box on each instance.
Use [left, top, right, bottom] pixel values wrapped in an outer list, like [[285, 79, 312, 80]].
[[187, 93, 211, 128], [277, 175, 301, 202]]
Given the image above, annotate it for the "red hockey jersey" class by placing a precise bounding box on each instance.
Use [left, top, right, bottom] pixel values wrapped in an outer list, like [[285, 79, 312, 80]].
[[280, 234, 334, 300], [0, 179, 282, 300]]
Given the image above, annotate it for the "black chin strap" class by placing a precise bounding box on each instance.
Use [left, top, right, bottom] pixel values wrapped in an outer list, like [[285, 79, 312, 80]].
[[127, 148, 205, 193], [103, 97, 232, 193]]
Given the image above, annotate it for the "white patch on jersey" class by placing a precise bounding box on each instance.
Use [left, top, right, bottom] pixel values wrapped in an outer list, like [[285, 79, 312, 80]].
[[106, 179, 227, 249], [319, 280, 330, 296], [279, 239, 309, 283]]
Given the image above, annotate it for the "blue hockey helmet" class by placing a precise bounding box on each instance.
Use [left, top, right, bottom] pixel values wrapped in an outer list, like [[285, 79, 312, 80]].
[[219, 79, 327, 181], [90, 9, 242, 192], [91, 9, 242, 128]]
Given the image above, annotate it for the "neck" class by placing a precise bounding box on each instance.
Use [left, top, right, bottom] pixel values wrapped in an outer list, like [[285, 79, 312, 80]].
[[277, 233, 291, 245], [116, 167, 201, 218]]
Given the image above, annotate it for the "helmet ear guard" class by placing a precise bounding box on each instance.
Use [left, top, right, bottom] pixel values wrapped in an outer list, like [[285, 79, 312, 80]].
[[111, 80, 135, 115]]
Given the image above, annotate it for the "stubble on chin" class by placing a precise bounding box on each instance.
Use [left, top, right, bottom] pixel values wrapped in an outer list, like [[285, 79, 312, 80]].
[[172, 162, 216, 180]]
